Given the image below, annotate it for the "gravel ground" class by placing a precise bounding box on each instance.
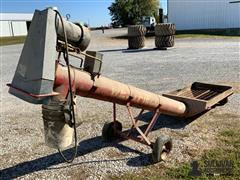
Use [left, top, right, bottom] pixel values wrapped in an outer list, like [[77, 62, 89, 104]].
[[0, 28, 240, 179]]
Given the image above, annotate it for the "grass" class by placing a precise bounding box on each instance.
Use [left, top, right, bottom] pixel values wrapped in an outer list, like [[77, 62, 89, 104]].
[[0, 36, 26, 46], [1, 32, 238, 47], [109, 128, 240, 180], [175, 34, 239, 39], [176, 28, 240, 36], [164, 128, 240, 179], [112, 33, 239, 40]]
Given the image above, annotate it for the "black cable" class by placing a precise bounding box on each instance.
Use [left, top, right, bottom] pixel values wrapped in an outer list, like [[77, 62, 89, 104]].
[[54, 10, 78, 163]]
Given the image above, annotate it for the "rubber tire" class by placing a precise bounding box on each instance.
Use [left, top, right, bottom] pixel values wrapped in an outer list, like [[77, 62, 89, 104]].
[[128, 36, 145, 49], [152, 135, 173, 163], [155, 35, 174, 48], [102, 121, 122, 141], [155, 23, 176, 36], [128, 25, 146, 37], [218, 98, 228, 106]]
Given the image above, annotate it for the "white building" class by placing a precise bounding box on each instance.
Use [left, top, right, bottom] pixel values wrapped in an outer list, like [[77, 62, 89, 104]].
[[168, 0, 240, 30], [0, 13, 33, 37]]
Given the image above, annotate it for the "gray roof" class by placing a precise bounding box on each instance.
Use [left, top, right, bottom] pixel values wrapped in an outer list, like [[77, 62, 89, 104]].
[[0, 13, 33, 21]]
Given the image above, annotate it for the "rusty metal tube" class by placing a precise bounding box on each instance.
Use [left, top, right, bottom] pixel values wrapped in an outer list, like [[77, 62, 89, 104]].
[[54, 63, 186, 117]]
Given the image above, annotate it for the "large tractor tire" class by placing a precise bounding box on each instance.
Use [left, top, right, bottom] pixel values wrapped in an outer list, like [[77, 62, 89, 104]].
[[155, 35, 174, 48], [155, 23, 176, 36], [128, 25, 146, 37], [128, 36, 145, 49]]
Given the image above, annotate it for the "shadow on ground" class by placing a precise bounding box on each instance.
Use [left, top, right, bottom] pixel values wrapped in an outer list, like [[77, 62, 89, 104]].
[[111, 32, 155, 40], [99, 47, 167, 53], [0, 111, 207, 179]]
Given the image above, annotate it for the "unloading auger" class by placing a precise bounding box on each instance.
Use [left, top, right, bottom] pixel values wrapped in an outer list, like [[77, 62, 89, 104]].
[[7, 8, 233, 163]]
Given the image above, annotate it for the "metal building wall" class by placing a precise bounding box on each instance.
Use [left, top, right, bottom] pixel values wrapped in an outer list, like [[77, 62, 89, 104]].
[[0, 21, 12, 37], [0, 13, 32, 37], [0, 20, 28, 37], [11, 21, 28, 36], [168, 0, 240, 30]]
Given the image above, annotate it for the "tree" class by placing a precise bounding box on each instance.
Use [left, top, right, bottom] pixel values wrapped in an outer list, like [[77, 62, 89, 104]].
[[109, 0, 159, 26]]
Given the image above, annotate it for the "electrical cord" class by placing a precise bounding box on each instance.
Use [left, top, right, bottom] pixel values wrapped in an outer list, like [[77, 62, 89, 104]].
[[54, 10, 78, 163]]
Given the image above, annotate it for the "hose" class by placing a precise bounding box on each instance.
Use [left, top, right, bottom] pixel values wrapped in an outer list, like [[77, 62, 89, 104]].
[[54, 10, 78, 163]]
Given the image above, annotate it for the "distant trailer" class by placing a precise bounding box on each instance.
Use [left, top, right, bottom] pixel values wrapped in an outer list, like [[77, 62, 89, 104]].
[[168, 0, 240, 31], [0, 13, 33, 37]]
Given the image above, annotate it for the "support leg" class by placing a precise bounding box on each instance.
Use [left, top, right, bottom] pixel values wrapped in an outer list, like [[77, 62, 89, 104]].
[[126, 105, 152, 146], [126, 108, 144, 136], [110, 104, 161, 148], [143, 109, 161, 137]]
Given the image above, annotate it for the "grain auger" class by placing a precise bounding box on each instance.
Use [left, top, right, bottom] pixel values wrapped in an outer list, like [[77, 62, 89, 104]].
[[7, 8, 233, 163]]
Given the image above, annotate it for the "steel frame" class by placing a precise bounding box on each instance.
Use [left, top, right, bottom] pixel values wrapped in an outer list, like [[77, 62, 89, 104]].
[[112, 103, 161, 148]]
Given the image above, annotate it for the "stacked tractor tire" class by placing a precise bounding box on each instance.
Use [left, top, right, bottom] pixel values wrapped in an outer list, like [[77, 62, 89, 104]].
[[128, 25, 146, 49], [127, 23, 176, 50], [155, 23, 176, 49]]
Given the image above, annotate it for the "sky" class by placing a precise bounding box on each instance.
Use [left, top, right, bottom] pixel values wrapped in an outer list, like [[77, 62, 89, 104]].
[[1, 0, 168, 27]]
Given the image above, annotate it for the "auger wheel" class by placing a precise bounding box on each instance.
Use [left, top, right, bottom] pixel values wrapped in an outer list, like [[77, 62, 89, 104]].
[[102, 121, 122, 141], [152, 135, 173, 163]]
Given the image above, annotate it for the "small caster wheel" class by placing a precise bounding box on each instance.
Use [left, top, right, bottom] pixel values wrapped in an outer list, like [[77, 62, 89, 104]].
[[218, 98, 228, 106], [152, 135, 172, 163], [102, 121, 122, 141]]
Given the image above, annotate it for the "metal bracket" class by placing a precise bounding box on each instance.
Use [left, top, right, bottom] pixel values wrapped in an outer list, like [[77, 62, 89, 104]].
[[113, 103, 161, 147]]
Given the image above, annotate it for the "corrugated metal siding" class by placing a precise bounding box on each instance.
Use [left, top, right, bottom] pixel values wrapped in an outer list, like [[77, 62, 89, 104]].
[[11, 21, 28, 36], [0, 13, 33, 21], [0, 13, 32, 37], [0, 21, 13, 37], [0, 20, 28, 37], [168, 0, 240, 30]]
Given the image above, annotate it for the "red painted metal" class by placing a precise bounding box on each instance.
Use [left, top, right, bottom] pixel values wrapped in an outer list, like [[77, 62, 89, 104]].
[[127, 105, 152, 145], [54, 63, 187, 117]]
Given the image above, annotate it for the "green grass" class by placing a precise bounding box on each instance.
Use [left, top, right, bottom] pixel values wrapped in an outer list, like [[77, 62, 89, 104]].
[[113, 33, 239, 40], [175, 34, 239, 39], [109, 128, 240, 180], [175, 34, 239, 38], [176, 28, 240, 36], [161, 129, 240, 179], [0, 36, 26, 46]]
